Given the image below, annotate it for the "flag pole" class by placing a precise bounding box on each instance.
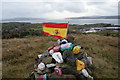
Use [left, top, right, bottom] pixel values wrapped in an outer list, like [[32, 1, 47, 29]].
[[66, 21, 69, 39]]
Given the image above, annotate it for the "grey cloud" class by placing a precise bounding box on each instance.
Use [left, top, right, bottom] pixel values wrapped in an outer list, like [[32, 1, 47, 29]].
[[86, 2, 118, 16], [49, 2, 86, 13], [2, 2, 87, 19], [2, 2, 54, 19], [1, 1, 118, 19], [87, 2, 106, 5]]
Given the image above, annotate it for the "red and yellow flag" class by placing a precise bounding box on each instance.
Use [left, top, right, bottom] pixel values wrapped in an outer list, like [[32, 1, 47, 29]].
[[42, 23, 68, 39]]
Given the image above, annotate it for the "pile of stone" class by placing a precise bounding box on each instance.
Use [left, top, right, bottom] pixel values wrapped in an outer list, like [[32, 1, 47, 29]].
[[30, 36, 94, 80]]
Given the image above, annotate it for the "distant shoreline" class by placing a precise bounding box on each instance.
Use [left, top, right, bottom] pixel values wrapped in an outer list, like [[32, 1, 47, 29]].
[[1, 18, 119, 25], [1, 22, 120, 27], [1, 22, 119, 26], [66, 15, 119, 19]]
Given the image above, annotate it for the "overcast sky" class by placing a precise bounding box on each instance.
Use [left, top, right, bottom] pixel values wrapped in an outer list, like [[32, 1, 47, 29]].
[[1, 0, 119, 19]]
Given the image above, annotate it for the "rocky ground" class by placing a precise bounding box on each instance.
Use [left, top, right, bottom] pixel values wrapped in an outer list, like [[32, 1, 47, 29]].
[[2, 34, 119, 78]]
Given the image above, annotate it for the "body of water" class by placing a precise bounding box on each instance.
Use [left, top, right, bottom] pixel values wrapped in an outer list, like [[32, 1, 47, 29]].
[[1, 19, 119, 25]]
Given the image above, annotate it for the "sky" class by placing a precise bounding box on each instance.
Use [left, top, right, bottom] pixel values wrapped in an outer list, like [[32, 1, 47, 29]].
[[0, 0, 119, 19]]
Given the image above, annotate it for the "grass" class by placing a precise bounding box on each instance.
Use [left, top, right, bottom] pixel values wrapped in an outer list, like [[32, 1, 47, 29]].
[[74, 34, 119, 78], [2, 34, 119, 78]]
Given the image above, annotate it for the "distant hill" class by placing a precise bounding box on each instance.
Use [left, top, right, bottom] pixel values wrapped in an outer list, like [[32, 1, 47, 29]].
[[2, 18, 46, 21], [66, 16, 119, 19], [2, 15, 119, 21]]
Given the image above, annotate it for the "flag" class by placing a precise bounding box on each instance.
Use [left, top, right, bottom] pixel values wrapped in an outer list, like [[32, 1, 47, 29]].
[[42, 23, 68, 39]]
